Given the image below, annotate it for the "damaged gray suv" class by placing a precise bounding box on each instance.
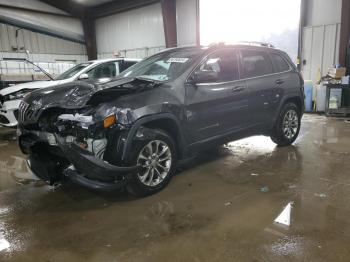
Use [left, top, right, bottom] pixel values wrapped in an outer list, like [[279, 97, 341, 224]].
[[18, 43, 304, 196]]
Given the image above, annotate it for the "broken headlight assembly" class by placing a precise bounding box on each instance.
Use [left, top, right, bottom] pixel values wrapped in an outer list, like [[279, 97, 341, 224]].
[[5, 89, 36, 101]]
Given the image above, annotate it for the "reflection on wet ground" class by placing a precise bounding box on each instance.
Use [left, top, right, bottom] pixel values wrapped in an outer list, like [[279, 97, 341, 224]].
[[1, 114, 350, 261]]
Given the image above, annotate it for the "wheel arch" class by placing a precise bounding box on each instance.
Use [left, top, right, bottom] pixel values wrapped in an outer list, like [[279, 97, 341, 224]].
[[122, 113, 187, 162]]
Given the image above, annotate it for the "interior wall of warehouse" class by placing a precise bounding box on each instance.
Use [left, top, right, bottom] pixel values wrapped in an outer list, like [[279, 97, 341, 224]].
[[0, 1, 88, 76], [301, 0, 342, 83], [96, 0, 197, 59], [0, 23, 87, 75]]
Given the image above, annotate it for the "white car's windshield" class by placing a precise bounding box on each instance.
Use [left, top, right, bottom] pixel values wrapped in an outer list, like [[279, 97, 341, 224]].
[[119, 48, 203, 82], [55, 62, 92, 80]]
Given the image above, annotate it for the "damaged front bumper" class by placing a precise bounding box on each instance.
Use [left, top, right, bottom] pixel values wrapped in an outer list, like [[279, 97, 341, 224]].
[[20, 129, 138, 191]]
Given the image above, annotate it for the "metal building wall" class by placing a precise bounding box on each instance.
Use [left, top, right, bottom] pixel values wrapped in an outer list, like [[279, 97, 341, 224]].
[[96, 3, 165, 59], [301, 0, 342, 82], [176, 0, 197, 46], [0, 23, 88, 76]]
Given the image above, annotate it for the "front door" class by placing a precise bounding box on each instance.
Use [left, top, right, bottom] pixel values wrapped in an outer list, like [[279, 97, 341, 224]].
[[185, 49, 248, 143]]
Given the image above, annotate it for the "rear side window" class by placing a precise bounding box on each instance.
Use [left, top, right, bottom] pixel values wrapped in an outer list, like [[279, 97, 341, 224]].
[[270, 53, 290, 72], [240, 50, 273, 78]]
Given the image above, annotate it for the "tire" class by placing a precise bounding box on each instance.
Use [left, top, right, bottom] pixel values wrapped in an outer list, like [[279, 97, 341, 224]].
[[270, 102, 301, 146], [126, 129, 177, 197]]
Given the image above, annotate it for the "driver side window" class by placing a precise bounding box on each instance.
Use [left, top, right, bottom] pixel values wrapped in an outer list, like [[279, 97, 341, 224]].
[[197, 49, 240, 82]]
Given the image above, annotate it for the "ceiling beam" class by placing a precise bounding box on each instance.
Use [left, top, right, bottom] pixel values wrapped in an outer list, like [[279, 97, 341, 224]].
[[0, 4, 72, 17], [38, 0, 85, 18], [93, 0, 159, 19]]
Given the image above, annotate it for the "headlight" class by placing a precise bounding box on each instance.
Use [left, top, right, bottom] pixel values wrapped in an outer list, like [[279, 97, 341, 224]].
[[5, 89, 34, 101]]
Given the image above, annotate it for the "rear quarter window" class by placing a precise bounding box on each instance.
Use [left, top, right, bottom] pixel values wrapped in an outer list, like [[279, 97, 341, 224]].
[[270, 53, 290, 72], [240, 50, 274, 78]]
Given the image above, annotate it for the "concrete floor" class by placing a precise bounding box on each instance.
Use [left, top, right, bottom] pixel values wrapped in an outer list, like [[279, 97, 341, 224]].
[[0, 114, 350, 261]]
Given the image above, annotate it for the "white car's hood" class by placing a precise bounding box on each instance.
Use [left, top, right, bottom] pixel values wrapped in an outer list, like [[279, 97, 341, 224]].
[[0, 80, 64, 96]]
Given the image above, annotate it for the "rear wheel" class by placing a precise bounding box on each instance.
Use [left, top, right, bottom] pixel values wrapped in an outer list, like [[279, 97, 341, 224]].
[[126, 129, 177, 197], [270, 103, 301, 146]]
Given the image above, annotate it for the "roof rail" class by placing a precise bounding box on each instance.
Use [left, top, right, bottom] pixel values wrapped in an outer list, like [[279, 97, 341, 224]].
[[237, 41, 275, 48]]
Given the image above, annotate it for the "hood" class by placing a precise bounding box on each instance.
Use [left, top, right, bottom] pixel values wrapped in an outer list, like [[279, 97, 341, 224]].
[[0, 80, 62, 96], [23, 77, 159, 110]]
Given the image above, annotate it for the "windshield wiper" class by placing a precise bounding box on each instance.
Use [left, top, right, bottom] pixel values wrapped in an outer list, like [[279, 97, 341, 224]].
[[134, 76, 160, 83]]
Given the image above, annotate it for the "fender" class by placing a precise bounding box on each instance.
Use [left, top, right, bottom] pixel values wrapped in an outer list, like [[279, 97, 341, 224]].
[[121, 113, 187, 161], [272, 92, 304, 124]]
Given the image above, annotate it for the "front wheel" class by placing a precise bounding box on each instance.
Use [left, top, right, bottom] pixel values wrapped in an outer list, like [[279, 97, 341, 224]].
[[126, 129, 177, 197], [270, 103, 301, 146]]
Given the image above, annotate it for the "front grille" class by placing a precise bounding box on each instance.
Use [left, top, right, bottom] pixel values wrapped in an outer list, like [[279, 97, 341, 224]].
[[18, 101, 30, 124], [0, 115, 9, 124]]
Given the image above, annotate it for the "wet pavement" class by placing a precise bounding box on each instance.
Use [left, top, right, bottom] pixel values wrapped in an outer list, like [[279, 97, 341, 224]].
[[1, 114, 350, 261]]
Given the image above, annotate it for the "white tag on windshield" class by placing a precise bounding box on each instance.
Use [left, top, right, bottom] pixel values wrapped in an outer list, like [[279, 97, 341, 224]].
[[167, 58, 189, 63]]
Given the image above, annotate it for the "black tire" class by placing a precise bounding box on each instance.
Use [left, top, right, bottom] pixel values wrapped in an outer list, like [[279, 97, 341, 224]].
[[126, 129, 177, 197], [270, 102, 301, 146]]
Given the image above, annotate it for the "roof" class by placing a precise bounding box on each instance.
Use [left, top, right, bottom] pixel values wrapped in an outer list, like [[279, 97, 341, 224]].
[[87, 58, 141, 64]]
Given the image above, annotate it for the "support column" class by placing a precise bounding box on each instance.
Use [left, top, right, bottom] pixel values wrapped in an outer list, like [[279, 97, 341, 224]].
[[82, 17, 97, 60], [161, 0, 177, 48], [339, 0, 350, 67]]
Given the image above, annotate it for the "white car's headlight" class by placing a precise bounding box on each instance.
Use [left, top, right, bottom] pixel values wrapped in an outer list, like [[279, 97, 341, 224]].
[[6, 89, 34, 101]]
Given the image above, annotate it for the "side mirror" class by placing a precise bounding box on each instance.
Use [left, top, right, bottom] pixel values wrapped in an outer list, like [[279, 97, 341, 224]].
[[191, 70, 218, 84], [78, 73, 89, 80]]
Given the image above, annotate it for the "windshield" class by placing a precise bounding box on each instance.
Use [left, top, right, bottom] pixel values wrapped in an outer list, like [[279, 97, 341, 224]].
[[55, 62, 92, 80], [119, 48, 203, 82]]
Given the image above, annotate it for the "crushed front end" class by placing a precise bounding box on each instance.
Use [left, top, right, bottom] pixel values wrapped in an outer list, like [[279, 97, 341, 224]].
[[17, 82, 141, 191]]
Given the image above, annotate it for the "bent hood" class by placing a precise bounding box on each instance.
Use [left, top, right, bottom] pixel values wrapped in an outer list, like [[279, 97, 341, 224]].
[[0, 80, 64, 96], [23, 77, 159, 110]]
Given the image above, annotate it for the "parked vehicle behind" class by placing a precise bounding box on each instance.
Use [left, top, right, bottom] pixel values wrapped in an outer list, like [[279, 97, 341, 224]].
[[0, 58, 140, 127], [18, 43, 304, 196]]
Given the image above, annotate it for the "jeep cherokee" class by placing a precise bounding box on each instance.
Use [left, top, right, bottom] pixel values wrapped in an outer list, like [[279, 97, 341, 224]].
[[17, 43, 304, 196]]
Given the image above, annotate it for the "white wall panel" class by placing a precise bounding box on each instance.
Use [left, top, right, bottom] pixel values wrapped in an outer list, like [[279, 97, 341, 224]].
[[0, 24, 86, 55], [176, 0, 197, 46], [306, 0, 342, 26], [0, 23, 87, 77], [301, 24, 341, 82], [95, 3, 165, 59]]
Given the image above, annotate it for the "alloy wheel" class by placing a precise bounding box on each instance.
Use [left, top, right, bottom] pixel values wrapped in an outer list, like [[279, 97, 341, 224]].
[[137, 140, 172, 186]]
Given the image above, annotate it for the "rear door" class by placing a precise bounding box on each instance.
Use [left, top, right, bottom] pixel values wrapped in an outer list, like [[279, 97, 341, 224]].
[[239, 49, 276, 126], [185, 49, 248, 142], [269, 52, 293, 114]]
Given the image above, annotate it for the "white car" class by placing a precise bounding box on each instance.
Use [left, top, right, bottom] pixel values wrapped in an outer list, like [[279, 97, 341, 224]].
[[0, 58, 140, 127]]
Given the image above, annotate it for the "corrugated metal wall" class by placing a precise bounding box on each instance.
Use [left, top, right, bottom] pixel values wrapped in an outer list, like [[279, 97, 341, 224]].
[[301, 0, 342, 82], [96, 3, 165, 59], [0, 23, 87, 76], [176, 0, 197, 46], [302, 24, 341, 82]]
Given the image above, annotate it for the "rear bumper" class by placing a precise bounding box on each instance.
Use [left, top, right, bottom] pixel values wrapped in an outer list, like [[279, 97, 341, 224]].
[[20, 130, 138, 191]]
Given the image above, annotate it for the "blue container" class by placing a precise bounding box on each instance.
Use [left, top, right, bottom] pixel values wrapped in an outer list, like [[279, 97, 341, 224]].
[[304, 80, 313, 112]]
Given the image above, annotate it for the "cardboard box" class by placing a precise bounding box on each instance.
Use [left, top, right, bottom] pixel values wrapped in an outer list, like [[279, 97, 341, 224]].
[[328, 67, 346, 79]]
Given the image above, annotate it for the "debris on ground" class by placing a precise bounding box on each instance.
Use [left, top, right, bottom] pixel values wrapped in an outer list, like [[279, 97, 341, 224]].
[[251, 173, 259, 176], [274, 202, 292, 226], [260, 186, 270, 193], [224, 201, 232, 207], [314, 193, 327, 198]]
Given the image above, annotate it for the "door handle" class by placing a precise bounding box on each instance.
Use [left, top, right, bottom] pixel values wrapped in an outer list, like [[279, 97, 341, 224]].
[[232, 86, 245, 92], [275, 79, 285, 85]]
